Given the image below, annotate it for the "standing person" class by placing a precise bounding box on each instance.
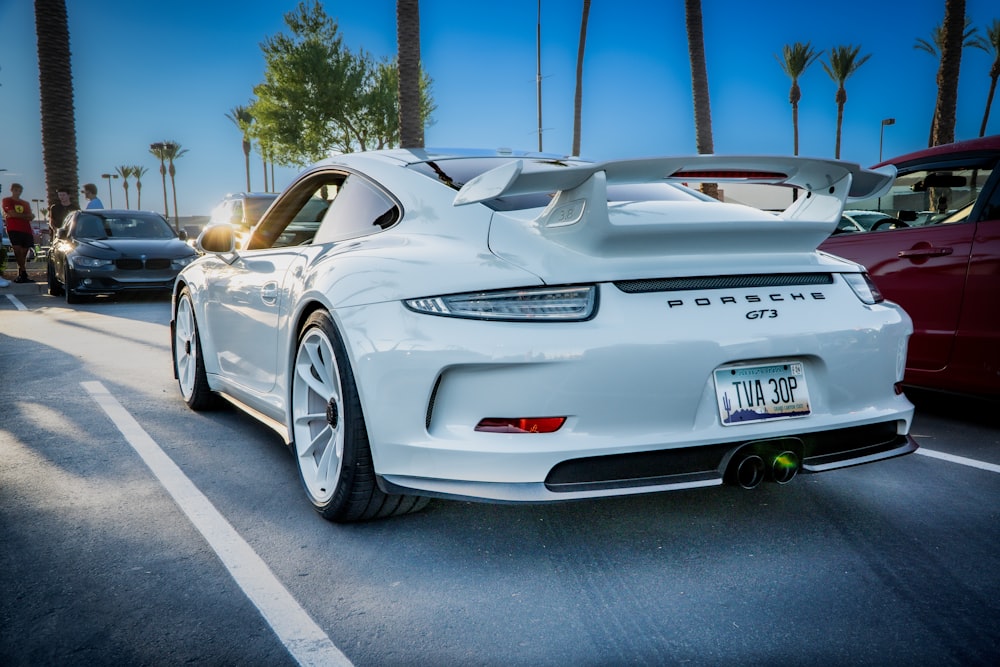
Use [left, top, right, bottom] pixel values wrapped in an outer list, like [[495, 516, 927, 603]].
[[81, 183, 104, 209], [48, 188, 77, 239], [2, 183, 36, 283]]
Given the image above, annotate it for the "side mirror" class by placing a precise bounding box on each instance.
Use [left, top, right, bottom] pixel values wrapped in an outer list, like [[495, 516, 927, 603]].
[[198, 223, 236, 254], [897, 210, 918, 222], [177, 229, 188, 242]]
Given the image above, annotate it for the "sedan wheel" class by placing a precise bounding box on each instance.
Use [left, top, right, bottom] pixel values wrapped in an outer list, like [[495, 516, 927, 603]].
[[64, 269, 82, 304], [47, 261, 64, 296], [291, 311, 428, 522], [173, 288, 220, 410]]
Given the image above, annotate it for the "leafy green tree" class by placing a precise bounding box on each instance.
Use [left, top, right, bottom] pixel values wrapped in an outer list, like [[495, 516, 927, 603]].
[[916, 11, 977, 144], [34, 0, 80, 208], [114, 165, 134, 208], [776, 42, 822, 156], [822, 45, 871, 159], [572, 0, 592, 156], [251, 1, 433, 165], [931, 0, 968, 146], [971, 19, 1000, 137], [226, 104, 255, 191], [684, 0, 717, 199]]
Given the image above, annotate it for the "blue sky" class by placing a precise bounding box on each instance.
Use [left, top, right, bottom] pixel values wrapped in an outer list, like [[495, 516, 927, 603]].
[[1, 0, 998, 216]]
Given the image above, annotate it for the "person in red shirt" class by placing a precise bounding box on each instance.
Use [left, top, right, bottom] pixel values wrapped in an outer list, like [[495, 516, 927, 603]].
[[2, 183, 36, 283]]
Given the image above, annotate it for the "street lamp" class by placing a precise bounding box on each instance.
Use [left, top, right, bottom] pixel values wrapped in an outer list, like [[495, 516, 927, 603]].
[[879, 118, 895, 163], [101, 173, 119, 208], [32, 198, 42, 219]]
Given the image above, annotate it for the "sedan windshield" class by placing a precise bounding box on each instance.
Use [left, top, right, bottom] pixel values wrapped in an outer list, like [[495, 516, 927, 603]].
[[74, 213, 176, 239]]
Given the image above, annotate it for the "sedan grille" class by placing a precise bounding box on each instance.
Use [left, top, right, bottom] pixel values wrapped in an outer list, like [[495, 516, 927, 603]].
[[115, 258, 172, 270], [614, 273, 833, 293]]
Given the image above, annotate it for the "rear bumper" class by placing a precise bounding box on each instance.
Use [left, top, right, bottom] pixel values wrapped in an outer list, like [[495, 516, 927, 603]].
[[379, 421, 917, 502]]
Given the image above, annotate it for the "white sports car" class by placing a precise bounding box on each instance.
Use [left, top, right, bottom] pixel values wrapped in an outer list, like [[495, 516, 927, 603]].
[[171, 148, 917, 522]]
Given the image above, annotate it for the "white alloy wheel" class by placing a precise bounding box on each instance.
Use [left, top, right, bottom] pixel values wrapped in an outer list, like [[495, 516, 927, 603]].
[[292, 320, 345, 506], [290, 311, 428, 522], [173, 289, 218, 410]]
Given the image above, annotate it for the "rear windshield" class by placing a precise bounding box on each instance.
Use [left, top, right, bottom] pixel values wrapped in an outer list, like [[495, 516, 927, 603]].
[[407, 157, 705, 211]]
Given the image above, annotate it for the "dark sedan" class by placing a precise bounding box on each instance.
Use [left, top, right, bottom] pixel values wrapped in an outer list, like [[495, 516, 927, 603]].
[[47, 209, 198, 303], [820, 135, 1000, 396]]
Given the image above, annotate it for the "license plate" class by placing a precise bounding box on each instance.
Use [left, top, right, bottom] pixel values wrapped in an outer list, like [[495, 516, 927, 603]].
[[714, 362, 811, 426]]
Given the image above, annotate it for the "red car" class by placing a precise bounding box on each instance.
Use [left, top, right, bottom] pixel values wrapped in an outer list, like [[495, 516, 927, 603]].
[[821, 135, 1000, 396]]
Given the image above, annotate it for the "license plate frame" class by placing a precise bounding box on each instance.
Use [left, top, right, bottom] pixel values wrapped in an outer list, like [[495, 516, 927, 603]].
[[714, 361, 811, 426]]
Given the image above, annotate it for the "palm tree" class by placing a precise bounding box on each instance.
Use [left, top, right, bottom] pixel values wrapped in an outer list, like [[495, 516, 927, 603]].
[[396, 0, 423, 148], [225, 104, 254, 191], [916, 12, 978, 144], [132, 165, 148, 210], [972, 19, 1000, 137], [776, 42, 822, 156], [684, 0, 717, 199], [33, 0, 80, 209], [149, 142, 171, 219], [114, 165, 133, 209], [164, 142, 188, 227], [822, 45, 871, 159], [572, 0, 592, 156], [930, 0, 968, 146]]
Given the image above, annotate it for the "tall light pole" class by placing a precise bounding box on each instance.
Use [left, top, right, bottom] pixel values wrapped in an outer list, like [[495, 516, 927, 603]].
[[32, 198, 42, 219], [879, 118, 895, 163], [100, 173, 119, 208]]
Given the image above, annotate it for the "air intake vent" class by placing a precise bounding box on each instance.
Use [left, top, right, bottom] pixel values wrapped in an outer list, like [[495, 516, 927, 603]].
[[614, 273, 833, 294]]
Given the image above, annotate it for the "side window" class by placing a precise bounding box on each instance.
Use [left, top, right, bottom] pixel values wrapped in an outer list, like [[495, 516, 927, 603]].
[[851, 166, 994, 230], [977, 178, 1000, 222], [312, 175, 399, 245], [246, 173, 344, 250]]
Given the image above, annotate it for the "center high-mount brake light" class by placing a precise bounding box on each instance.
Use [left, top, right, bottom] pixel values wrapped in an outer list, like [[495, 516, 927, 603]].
[[670, 169, 788, 182], [475, 417, 567, 434]]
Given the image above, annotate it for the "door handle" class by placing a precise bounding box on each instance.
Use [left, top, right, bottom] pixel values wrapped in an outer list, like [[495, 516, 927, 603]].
[[898, 247, 952, 259], [261, 281, 279, 305]]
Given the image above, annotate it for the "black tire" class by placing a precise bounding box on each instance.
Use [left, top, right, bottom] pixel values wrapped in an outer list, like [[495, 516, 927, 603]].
[[173, 288, 221, 410], [64, 269, 82, 304], [290, 310, 429, 522], [47, 261, 64, 296]]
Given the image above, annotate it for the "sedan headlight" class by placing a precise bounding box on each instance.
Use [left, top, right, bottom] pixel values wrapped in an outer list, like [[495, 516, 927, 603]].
[[842, 272, 884, 304], [72, 256, 113, 268], [405, 285, 597, 321], [171, 255, 198, 269]]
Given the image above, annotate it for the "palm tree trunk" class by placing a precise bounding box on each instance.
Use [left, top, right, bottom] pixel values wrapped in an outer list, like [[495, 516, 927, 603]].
[[684, 0, 717, 199], [33, 0, 80, 208], [932, 0, 966, 146], [243, 141, 252, 192], [980, 71, 998, 137], [396, 0, 423, 148], [572, 0, 591, 156]]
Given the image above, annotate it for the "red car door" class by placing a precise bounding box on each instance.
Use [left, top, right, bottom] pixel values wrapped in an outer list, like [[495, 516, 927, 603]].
[[822, 216, 974, 372], [820, 139, 1000, 394]]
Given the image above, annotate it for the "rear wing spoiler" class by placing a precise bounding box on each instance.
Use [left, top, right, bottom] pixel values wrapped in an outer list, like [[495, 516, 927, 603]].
[[453, 155, 896, 225]]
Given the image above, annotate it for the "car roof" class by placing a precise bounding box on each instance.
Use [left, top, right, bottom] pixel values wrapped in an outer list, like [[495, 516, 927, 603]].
[[875, 135, 1000, 168]]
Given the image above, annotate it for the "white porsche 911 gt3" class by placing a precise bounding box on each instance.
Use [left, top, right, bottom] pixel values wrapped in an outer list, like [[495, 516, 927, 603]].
[[171, 148, 917, 522]]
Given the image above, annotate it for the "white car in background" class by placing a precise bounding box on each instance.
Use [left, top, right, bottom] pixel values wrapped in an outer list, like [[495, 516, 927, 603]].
[[171, 148, 916, 522]]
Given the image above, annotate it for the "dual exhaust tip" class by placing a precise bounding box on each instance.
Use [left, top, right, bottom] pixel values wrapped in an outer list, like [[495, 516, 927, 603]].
[[727, 446, 801, 489]]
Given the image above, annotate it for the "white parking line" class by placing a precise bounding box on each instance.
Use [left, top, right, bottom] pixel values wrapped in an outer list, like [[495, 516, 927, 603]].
[[82, 381, 352, 667], [917, 447, 1000, 474], [3, 294, 27, 310]]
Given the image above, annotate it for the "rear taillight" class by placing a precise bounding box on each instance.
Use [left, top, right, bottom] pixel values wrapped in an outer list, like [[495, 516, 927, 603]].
[[842, 272, 884, 304], [475, 417, 566, 434]]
